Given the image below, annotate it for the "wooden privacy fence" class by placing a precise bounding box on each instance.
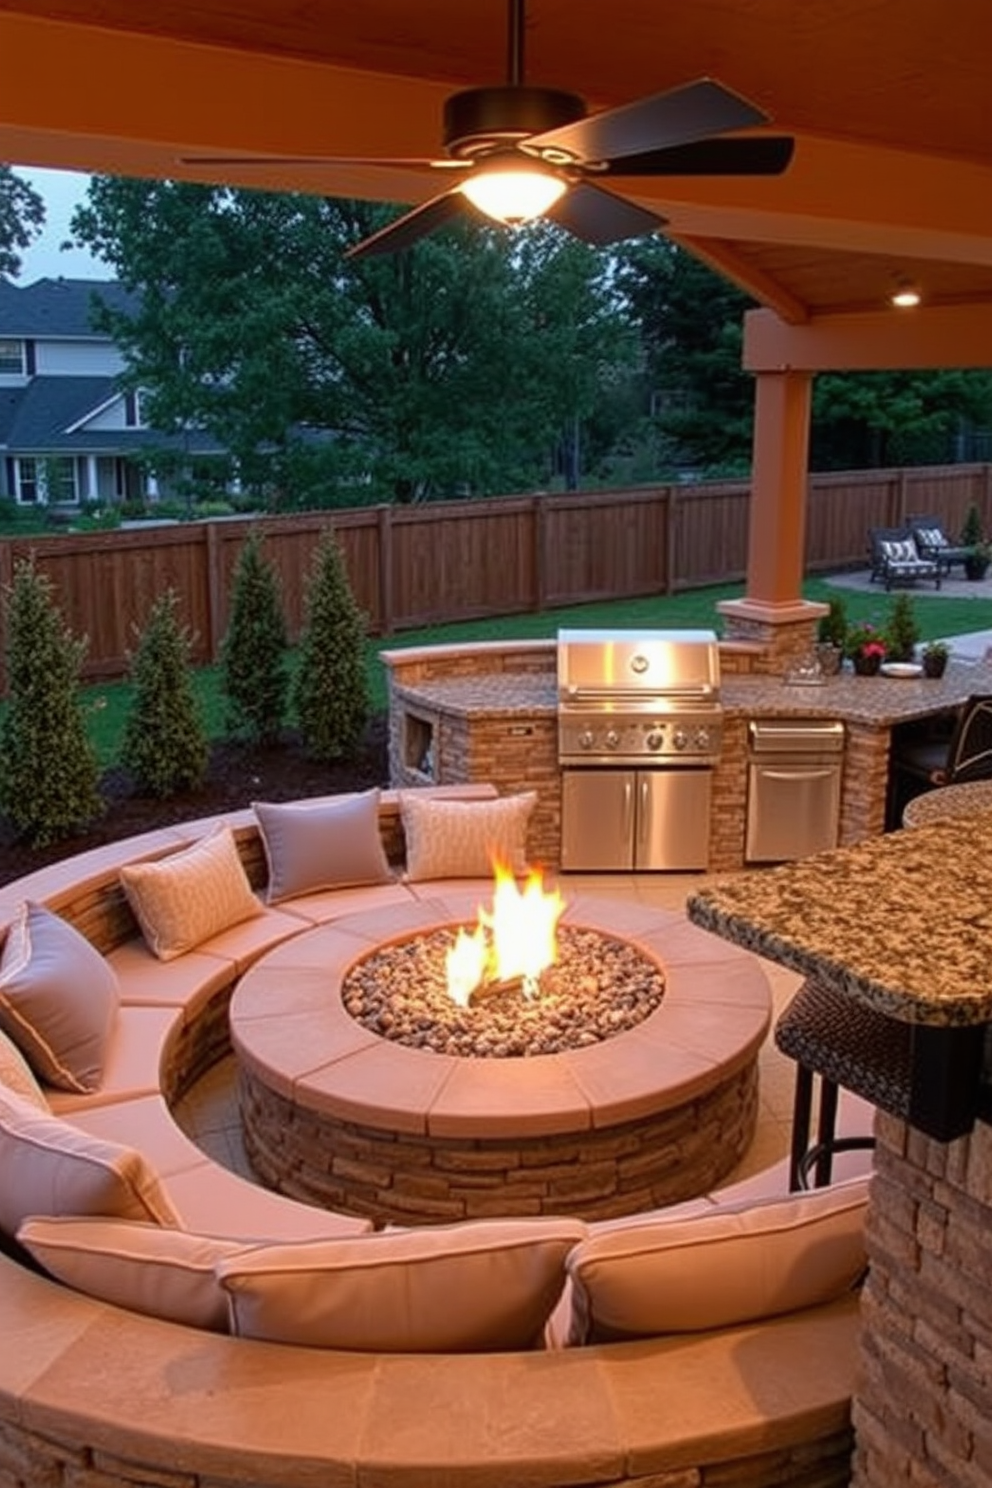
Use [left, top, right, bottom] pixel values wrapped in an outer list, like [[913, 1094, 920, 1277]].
[[0, 461, 990, 687]]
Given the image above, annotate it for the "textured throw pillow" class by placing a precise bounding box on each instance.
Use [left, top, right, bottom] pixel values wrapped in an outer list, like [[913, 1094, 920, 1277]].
[[400, 791, 537, 882], [0, 1086, 180, 1239], [565, 1178, 869, 1345], [0, 901, 119, 1093], [254, 790, 393, 904], [18, 1216, 242, 1331], [217, 1216, 586, 1353], [120, 825, 263, 961], [0, 1025, 49, 1109]]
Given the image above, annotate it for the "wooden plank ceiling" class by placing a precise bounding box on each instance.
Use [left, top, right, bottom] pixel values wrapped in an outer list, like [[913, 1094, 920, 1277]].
[[1, 0, 991, 325]]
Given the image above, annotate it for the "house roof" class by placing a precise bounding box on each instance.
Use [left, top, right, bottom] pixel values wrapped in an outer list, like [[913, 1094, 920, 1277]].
[[0, 278, 138, 338], [0, 2, 991, 329], [0, 375, 224, 456]]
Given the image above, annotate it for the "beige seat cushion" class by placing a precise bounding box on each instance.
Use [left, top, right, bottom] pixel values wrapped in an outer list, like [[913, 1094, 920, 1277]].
[[0, 901, 119, 1093], [120, 825, 263, 961], [0, 1025, 49, 1109], [400, 791, 537, 882], [565, 1177, 870, 1344], [217, 1216, 586, 1352], [254, 790, 392, 903], [17, 1216, 244, 1331], [0, 1086, 180, 1239]]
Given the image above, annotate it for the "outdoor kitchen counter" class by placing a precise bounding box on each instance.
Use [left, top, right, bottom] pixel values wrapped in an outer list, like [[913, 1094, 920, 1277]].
[[720, 657, 992, 726], [686, 812, 992, 1027]]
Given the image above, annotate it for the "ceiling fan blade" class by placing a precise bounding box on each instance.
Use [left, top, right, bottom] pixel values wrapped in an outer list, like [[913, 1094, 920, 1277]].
[[178, 154, 463, 171], [528, 79, 767, 165], [544, 182, 666, 246], [344, 191, 469, 260], [602, 135, 795, 177]]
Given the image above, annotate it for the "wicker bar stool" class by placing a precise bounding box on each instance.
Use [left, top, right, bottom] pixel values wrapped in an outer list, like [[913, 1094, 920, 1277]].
[[775, 979, 912, 1190]]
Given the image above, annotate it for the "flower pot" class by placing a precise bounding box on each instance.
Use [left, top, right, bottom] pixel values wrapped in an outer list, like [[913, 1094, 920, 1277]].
[[852, 653, 882, 676], [964, 554, 990, 581], [922, 652, 949, 678]]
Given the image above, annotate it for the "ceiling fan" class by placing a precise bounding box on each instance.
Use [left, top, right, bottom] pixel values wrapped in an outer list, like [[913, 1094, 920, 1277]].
[[182, 0, 794, 260]]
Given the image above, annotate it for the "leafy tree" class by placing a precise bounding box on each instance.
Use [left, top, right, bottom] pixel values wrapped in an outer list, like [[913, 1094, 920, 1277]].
[[613, 238, 756, 474], [220, 528, 288, 744], [292, 529, 369, 761], [0, 165, 45, 279], [69, 178, 638, 503], [120, 590, 208, 796], [811, 370, 992, 469], [0, 558, 101, 845]]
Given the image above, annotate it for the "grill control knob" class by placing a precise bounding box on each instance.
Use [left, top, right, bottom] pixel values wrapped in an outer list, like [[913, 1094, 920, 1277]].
[[672, 728, 689, 751], [646, 730, 665, 751], [578, 730, 595, 750], [604, 729, 621, 750], [695, 728, 711, 750]]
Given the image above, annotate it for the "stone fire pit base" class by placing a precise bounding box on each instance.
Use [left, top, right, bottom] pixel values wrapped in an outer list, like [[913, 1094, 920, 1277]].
[[231, 890, 772, 1226]]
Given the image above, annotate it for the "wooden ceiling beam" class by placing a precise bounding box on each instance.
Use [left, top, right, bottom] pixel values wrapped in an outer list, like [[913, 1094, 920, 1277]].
[[744, 302, 992, 372], [668, 234, 811, 323]]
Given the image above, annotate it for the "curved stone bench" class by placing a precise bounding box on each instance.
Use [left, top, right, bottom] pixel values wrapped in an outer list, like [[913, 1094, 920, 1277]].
[[0, 789, 866, 1488]]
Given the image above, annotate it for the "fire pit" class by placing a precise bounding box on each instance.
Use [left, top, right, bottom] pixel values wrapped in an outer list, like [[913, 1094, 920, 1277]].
[[342, 866, 665, 1057], [231, 886, 772, 1225]]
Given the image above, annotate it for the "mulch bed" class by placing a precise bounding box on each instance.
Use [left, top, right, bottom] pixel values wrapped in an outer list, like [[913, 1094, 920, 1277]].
[[0, 714, 390, 890]]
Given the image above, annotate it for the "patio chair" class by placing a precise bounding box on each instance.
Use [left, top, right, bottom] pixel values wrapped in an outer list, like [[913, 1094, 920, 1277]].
[[867, 526, 942, 591], [907, 514, 972, 577], [891, 694, 992, 811]]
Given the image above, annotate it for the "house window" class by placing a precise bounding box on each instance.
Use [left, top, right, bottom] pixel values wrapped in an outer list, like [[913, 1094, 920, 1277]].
[[14, 457, 78, 505], [15, 458, 38, 503], [124, 389, 147, 428], [0, 338, 25, 375]]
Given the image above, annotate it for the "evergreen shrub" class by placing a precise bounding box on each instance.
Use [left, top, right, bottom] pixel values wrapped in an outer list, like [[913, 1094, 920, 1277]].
[[292, 528, 370, 761], [0, 557, 102, 845], [120, 590, 209, 796], [220, 528, 288, 745]]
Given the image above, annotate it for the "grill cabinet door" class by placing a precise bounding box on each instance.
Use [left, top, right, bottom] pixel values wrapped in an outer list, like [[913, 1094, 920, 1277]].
[[635, 769, 712, 871], [560, 769, 635, 870]]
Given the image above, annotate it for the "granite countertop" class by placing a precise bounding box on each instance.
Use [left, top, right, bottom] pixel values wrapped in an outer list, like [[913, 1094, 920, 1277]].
[[393, 658, 992, 729], [902, 780, 992, 827], [722, 657, 992, 727], [687, 814, 992, 1027], [392, 673, 558, 716]]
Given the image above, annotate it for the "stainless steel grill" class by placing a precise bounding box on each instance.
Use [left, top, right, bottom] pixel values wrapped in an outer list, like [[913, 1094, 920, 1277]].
[[556, 629, 723, 872], [557, 628, 723, 765]]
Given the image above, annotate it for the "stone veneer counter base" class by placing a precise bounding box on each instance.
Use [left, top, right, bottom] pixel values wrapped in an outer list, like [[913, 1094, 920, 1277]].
[[231, 890, 771, 1225]]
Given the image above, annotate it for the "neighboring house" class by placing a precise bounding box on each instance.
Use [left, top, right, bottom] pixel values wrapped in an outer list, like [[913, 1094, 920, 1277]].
[[0, 276, 226, 507]]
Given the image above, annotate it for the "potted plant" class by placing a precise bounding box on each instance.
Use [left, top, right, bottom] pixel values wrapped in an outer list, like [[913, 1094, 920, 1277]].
[[921, 639, 950, 678], [844, 620, 887, 675], [883, 592, 920, 663], [816, 597, 847, 675], [960, 503, 991, 580]]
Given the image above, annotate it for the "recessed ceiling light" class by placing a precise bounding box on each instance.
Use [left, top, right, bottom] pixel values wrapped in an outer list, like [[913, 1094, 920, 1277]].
[[891, 281, 921, 308]]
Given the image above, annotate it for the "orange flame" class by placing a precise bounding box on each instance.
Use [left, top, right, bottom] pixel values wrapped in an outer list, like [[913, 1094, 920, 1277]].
[[445, 862, 565, 1006]]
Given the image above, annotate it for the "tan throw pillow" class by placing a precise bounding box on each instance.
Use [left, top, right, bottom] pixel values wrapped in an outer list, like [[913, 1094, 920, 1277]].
[[565, 1178, 870, 1345], [254, 790, 392, 904], [0, 901, 119, 1093], [400, 791, 537, 882], [0, 1024, 49, 1109], [0, 1087, 180, 1239], [18, 1216, 242, 1331], [120, 824, 263, 961], [217, 1216, 586, 1353]]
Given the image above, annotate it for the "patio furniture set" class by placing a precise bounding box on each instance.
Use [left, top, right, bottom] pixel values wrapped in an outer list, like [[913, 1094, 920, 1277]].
[[867, 514, 974, 590]]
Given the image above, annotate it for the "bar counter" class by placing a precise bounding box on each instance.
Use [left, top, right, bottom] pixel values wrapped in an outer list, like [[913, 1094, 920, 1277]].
[[687, 813, 992, 1027]]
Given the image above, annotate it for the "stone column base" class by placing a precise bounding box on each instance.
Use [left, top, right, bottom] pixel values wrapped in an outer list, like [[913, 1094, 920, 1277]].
[[718, 597, 828, 673]]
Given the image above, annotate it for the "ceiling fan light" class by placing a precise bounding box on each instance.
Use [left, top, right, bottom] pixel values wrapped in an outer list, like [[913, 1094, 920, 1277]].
[[460, 166, 567, 224]]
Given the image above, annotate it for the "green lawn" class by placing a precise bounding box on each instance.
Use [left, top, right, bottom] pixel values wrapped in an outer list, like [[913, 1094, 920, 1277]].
[[72, 574, 990, 768]]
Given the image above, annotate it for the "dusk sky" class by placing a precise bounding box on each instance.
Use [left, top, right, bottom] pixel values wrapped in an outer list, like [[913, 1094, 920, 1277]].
[[14, 165, 105, 282]]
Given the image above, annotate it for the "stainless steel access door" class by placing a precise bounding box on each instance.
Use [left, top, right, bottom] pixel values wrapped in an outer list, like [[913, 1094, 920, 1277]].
[[636, 768, 712, 871], [560, 768, 712, 871]]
